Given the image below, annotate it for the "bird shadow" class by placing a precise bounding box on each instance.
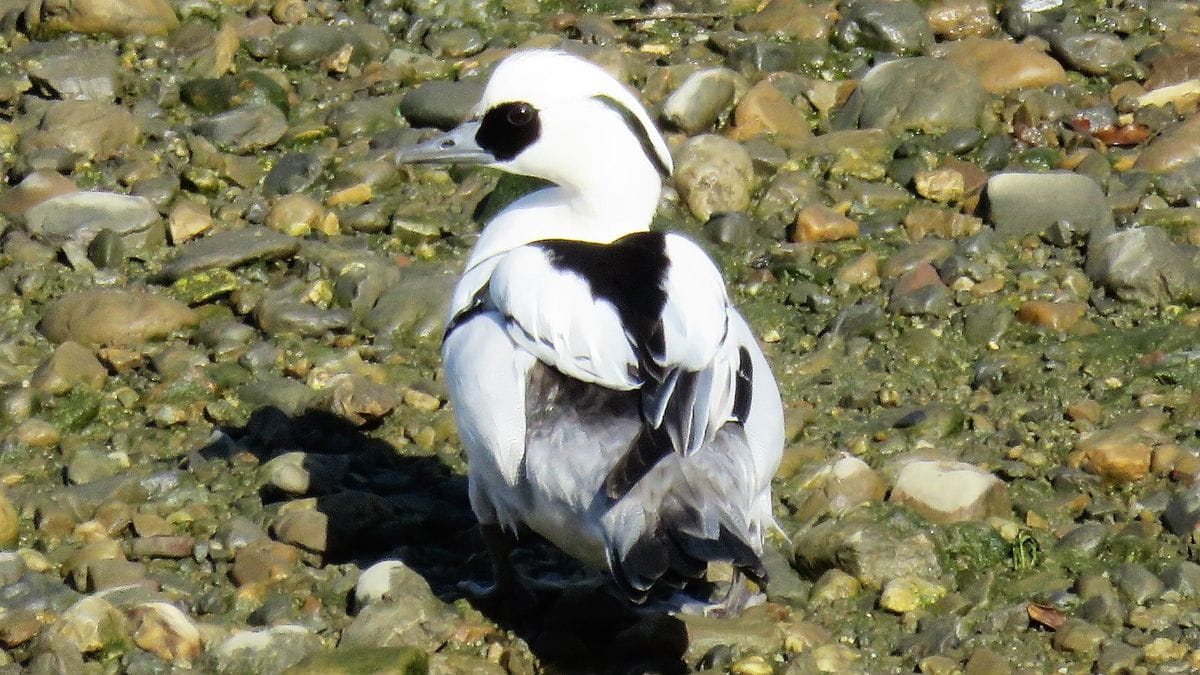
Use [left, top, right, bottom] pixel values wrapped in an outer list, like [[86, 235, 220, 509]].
[[194, 405, 690, 674]]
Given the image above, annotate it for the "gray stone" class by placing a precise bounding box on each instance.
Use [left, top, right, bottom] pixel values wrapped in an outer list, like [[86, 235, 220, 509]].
[[263, 153, 326, 197], [1111, 562, 1164, 605], [400, 78, 485, 129], [194, 103, 288, 153], [239, 375, 319, 417], [31, 341, 107, 395], [354, 559, 438, 611], [836, 57, 986, 134], [327, 95, 405, 143], [19, 101, 139, 162], [29, 0, 178, 36], [424, 26, 485, 59], [26, 43, 119, 102], [835, 0, 933, 55], [23, 191, 163, 261], [674, 134, 754, 222], [341, 593, 456, 652], [160, 227, 301, 281], [986, 172, 1114, 240], [206, 625, 321, 674], [363, 268, 455, 343], [1160, 561, 1200, 597], [1051, 31, 1133, 76], [40, 289, 197, 347], [792, 513, 942, 588], [661, 68, 740, 135], [1086, 227, 1200, 306], [36, 595, 129, 655], [254, 291, 351, 338]]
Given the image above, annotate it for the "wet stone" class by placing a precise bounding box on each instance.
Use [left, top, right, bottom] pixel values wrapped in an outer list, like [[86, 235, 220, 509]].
[[66, 448, 126, 485], [19, 101, 138, 162], [24, 192, 162, 257], [1134, 114, 1200, 174], [0, 171, 77, 218], [0, 489, 17, 547], [38, 595, 129, 655], [263, 153, 326, 197], [1111, 562, 1164, 605], [736, 0, 832, 39], [40, 289, 197, 347], [1070, 428, 1152, 482], [288, 647, 430, 675], [879, 575, 946, 613], [935, 38, 1067, 94], [129, 602, 201, 665], [1051, 31, 1133, 77], [31, 341, 107, 395], [194, 103, 288, 154], [160, 227, 301, 281], [25, 43, 120, 102], [400, 79, 486, 130], [1052, 618, 1106, 654], [986, 172, 1113, 240], [837, 57, 986, 134], [792, 514, 942, 588], [835, 0, 933, 55], [1160, 561, 1200, 596], [168, 200, 213, 245], [1087, 227, 1200, 306], [661, 68, 739, 135], [732, 79, 813, 146], [206, 625, 321, 674], [809, 568, 862, 603], [1016, 301, 1087, 332], [791, 205, 859, 243]]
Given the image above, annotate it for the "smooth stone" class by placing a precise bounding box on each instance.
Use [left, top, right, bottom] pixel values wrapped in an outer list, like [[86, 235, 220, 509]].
[[1086, 227, 1200, 306], [31, 0, 179, 36], [985, 172, 1113, 239], [25, 42, 119, 102], [791, 455, 886, 522], [128, 536, 195, 559], [362, 268, 454, 342], [888, 460, 1010, 523], [286, 647, 429, 675], [1112, 562, 1165, 605], [1070, 428, 1152, 482], [354, 559, 439, 611], [261, 451, 348, 496], [168, 200, 213, 245], [271, 508, 328, 553], [1051, 31, 1133, 76], [129, 603, 201, 664], [238, 376, 319, 417], [0, 489, 17, 547], [325, 375, 400, 426], [194, 102, 288, 153], [36, 596, 128, 655], [19, 101, 138, 161], [229, 540, 302, 587], [1134, 114, 1200, 174], [328, 96, 405, 143], [23, 191, 162, 256], [836, 57, 986, 134], [0, 171, 77, 217], [879, 576, 946, 613], [809, 568, 862, 603], [40, 289, 197, 347], [206, 626, 320, 674], [792, 514, 942, 588], [263, 153, 326, 197], [266, 194, 327, 237], [31, 341, 107, 395], [85, 558, 147, 591], [1052, 618, 1106, 654], [674, 134, 754, 222], [341, 594, 456, 653], [1015, 300, 1087, 331], [1160, 561, 1200, 596], [400, 79, 486, 130], [736, 0, 832, 39], [791, 204, 859, 242], [159, 227, 301, 281], [925, 0, 998, 39], [661, 68, 739, 135], [424, 26, 485, 58], [835, 0, 933, 54], [934, 38, 1067, 93], [255, 293, 351, 338], [730, 79, 812, 146]]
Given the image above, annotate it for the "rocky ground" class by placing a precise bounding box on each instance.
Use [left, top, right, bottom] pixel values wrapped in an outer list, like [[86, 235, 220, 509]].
[[0, 0, 1198, 672]]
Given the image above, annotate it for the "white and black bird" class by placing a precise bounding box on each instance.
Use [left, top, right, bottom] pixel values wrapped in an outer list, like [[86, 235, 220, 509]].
[[395, 49, 784, 613]]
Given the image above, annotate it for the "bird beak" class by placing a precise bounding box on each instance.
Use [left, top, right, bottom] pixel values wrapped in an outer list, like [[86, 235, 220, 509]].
[[394, 121, 494, 165]]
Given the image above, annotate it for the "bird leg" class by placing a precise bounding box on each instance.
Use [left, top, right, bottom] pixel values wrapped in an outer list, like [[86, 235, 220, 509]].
[[703, 569, 763, 618], [460, 524, 539, 618]]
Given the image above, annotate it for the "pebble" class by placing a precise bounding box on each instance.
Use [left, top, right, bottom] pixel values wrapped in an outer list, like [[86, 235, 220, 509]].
[[793, 514, 942, 588], [230, 539, 302, 587], [1112, 562, 1164, 605], [400, 79, 486, 130], [1070, 429, 1152, 482], [31, 0, 179, 36], [267, 193, 328, 237], [168, 200, 214, 245], [809, 568, 862, 603], [38, 595, 129, 655], [20, 101, 139, 162], [31, 341, 107, 395], [791, 204, 859, 243], [840, 57, 986, 134], [159, 227, 301, 281], [736, 0, 832, 39], [354, 559, 439, 611], [879, 576, 947, 613], [925, 0, 998, 39], [24, 192, 162, 259], [1051, 31, 1133, 77], [264, 153, 326, 197], [129, 602, 202, 665], [731, 79, 813, 146], [1052, 618, 1106, 654], [662, 68, 739, 135], [0, 171, 77, 217], [12, 418, 61, 448], [987, 172, 1113, 241], [835, 0, 933, 54], [1087, 227, 1200, 306], [194, 103, 289, 153], [206, 625, 321, 674], [25, 43, 120, 103], [1016, 300, 1087, 331], [0, 489, 17, 547], [673, 135, 754, 222], [889, 459, 1010, 523], [288, 647, 430, 675], [934, 38, 1067, 93], [40, 289, 197, 347], [1133, 113, 1200, 174], [271, 507, 329, 553]]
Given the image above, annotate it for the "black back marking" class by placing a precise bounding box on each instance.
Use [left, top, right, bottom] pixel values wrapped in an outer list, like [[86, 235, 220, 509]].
[[592, 94, 672, 179], [475, 101, 541, 161], [534, 231, 670, 358], [732, 346, 753, 424]]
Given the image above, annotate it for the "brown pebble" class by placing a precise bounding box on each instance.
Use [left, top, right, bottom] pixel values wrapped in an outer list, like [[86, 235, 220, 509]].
[[129, 535, 195, 559], [1070, 429, 1152, 482], [1016, 301, 1087, 331], [1066, 399, 1103, 425], [791, 204, 859, 242]]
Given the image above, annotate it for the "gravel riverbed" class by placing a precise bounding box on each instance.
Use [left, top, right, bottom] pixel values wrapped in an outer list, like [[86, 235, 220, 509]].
[[0, 0, 1199, 672]]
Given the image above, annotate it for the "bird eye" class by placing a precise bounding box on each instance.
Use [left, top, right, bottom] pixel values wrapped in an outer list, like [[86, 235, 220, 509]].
[[506, 103, 535, 127]]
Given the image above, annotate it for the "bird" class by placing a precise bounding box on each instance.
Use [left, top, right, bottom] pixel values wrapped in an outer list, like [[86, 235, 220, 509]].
[[394, 49, 784, 614]]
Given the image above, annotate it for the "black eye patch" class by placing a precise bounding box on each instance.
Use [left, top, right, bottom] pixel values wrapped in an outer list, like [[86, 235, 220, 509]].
[[476, 101, 541, 161]]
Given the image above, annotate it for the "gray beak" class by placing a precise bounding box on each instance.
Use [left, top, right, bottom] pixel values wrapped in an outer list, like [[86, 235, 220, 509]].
[[394, 121, 494, 165]]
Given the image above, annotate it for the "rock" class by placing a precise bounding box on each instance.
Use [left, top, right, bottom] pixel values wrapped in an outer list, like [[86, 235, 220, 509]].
[[255, 291, 351, 338], [264, 153, 326, 197], [286, 647, 429, 675], [230, 540, 302, 587], [1051, 31, 1133, 77], [1134, 114, 1200, 174], [20, 101, 138, 162], [26, 42, 120, 102], [736, 0, 831, 39], [38, 596, 129, 655], [40, 289, 196, 347], [30, 341, 107, 395], [1052, 618, 1106, 654], [792, 513, 941, 588], [207, 626, 321, 674], [128, 603, 201, 665], [1111, 563, 1164, 605], [888, 460, 1010, 523], [340, 592, 456, 653], [985, 172, 1113, 240], [836, 57, 986, 134], [1015, 301, 1087, 331], [261, 451, 348, 496], [924, 0, 998, 39], [128, 536, 195, 559], [791, 204, 859, 243], [1160, 561, 1200, 596], [354, 559, 439, 611], [194, 102, 288, 153], [0, 488, 17, 547], [160, 227, 301, 281], [326, 375, 400, 426], [31, 0, 178, 36], [24, 191, 163, 263], [0, 171, 77, 217], [267, 194, 328, 237], [12, 418, 61, 447], [400, 79, 485, 130], [661, 68, 739, 135], [879, 576, 946, 613], [808, 568, 862, 603], [673, 135, 754, 222], [834, 0, 933, 54], [913, 168, 964, 203], [1070, 429, 1152, 482], [168, 200, 213, 245], [934, 38, 1067, 93], [1086, 227, 1200, 306], [792, 455, 886, 521], [730, 79, 812, 146]]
